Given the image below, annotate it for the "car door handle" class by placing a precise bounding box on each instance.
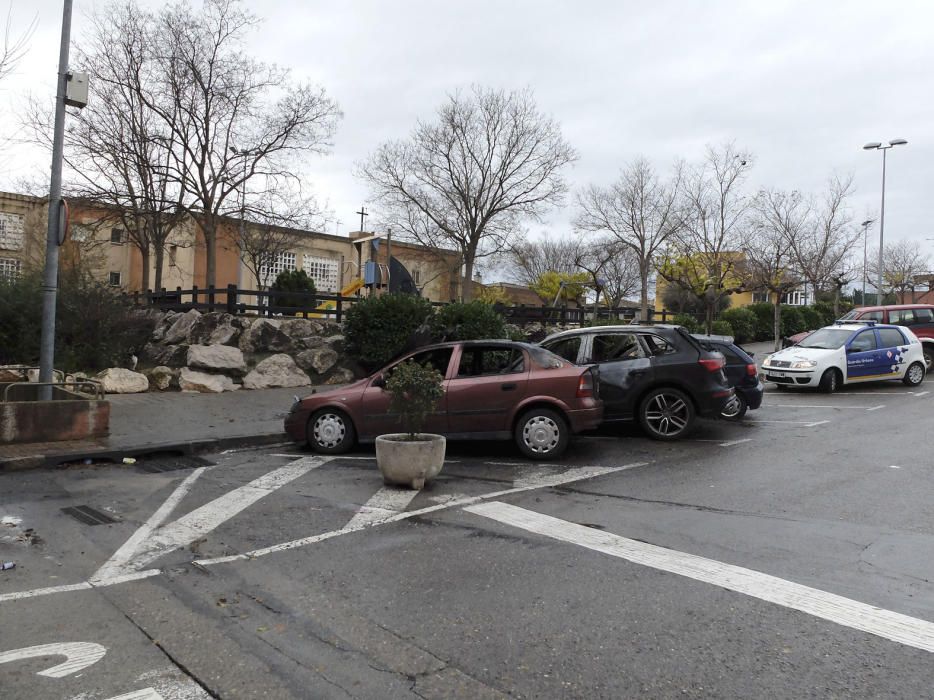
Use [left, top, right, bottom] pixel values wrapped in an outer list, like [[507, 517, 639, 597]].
[[501, 383, 517, 391], [629, 369, 646, 377]]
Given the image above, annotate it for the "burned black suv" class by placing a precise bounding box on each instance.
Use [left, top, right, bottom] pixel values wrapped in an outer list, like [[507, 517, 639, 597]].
[[539, 324, 734, 440]]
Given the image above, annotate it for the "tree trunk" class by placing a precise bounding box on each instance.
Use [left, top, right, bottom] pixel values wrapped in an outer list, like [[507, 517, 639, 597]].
[[201, 215, 217, 287], [639, 260, 649, 322], [773, 294, 782, 352], [462, 254, 475, 302], [140, 246, 151, 292], [153, 246, 165, 290], [705, 302, 714, 335], [832, 287, 840, 319]]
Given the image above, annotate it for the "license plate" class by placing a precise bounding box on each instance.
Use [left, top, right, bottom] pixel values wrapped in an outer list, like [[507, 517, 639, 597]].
[[770, 371, 787, 378]]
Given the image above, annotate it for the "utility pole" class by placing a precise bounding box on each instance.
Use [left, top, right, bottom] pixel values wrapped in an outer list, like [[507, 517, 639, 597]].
[[38, 0, 75, 399]]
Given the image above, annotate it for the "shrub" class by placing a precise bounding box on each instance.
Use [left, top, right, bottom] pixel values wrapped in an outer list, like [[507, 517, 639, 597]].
[[719, 308, 756, 344], [586, 316, 628, 328], [343, 293, 435, 370], [672, 313, 701, 333], [270, 269, 316, 313], [711, 319, 733, 337], [798, 305, 823, 332], [385, 360, 444, 439], [0, 270, 152, 372], [746, 303, 776, 341], [779, 305, 805, 337], [813, 300, 840, 326], [430, 300, 506, 342]]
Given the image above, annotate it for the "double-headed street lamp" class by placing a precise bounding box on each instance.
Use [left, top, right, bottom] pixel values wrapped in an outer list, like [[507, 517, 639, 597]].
[[860, 218, 874, 304], [863, 139, 908, 303]]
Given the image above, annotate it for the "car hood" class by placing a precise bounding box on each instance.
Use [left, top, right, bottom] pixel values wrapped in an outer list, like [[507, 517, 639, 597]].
[[298, 377, 369, 406], [767, 346, 837, 363]]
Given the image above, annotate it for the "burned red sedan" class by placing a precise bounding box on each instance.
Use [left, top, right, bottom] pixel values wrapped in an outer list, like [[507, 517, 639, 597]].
[[285, 340, 603, 460]]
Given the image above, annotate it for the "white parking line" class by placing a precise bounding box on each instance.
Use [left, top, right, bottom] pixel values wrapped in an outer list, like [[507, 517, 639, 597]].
[[718, 438, 753, 447], [804, 420, 830, 427], [744, 419, 830, 426], [764, 404, 870, 409], [889, 465, 902, 469], [866, 405, 886, 412], [466, 502, 934, 655], [915, 391, 930, 397]]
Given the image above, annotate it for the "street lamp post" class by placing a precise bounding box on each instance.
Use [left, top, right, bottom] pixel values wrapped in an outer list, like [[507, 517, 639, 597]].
[[860, 218, 874, 304], [863, 139, 908, 305]]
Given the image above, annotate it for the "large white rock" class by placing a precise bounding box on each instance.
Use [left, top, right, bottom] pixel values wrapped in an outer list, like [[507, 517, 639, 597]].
[[242, 354, 311, 390], [163, 309, 202, 345], [179, 368, 239, 393], [187, 344, 247, 375], [96, 367, 150, 394], [295, 346, 338, 375], [147, 366, 176, 391]]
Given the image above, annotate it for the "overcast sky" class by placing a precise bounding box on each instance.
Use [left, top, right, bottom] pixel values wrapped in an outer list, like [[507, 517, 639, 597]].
[[2, 0, 932, 273]]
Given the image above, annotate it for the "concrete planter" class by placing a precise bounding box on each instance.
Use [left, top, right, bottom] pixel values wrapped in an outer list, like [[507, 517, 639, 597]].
[[375, 433, 446, 490]]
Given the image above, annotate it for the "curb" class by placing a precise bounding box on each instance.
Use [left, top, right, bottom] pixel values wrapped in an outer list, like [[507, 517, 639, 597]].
[[0, 433, 291, 472]]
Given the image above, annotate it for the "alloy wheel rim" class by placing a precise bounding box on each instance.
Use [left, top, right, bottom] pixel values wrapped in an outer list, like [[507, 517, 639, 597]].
[[523, 416, 560, 453], [720, 396, 741, 418], [909, 364, 924, 384], [314, 413, 345, 448], [645, 393, 689, 436]]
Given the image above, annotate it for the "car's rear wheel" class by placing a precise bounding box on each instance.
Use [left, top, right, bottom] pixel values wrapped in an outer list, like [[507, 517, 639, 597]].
[[903, 361, 925, 386], [818, 368, 840, 394], [307, 408, 356, 454], [720, 393, 747, 420], [922, 346, 933, 372], [638, 387, 695, 440], [515, 408, 569, 460]]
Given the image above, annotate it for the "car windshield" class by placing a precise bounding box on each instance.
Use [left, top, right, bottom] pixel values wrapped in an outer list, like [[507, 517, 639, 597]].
[[527, 345, 566, 369], [796, 328, 852, 349]]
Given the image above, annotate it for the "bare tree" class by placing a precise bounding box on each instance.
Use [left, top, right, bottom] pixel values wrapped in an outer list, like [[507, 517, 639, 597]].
[[789, 175, 860, 314], [358, 85, 576, 301], [575, 158, 683, 320], [659, 143, 753, 333], [0, 2, 35, 83], [506, 233, 585, 287], [746, 189, 809, 349], [869, 239, 932, 302], [141, 0, 341, 287], [573, 238, 639, 314]]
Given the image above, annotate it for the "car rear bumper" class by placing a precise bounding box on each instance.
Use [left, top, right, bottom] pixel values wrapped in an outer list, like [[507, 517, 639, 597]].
[[738, 382, 764, 410], [696, 388, 735, 417], [566, 405, 604, 433]]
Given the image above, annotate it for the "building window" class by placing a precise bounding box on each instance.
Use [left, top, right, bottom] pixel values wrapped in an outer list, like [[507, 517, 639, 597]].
[[0, 213, 25, 251], [302, 255, 339, 292], [108, 271, 122, 286], [0, 257, 21, 280], [752, 291, 770, 304], [259, 251, 296, 284], [780, 290, 808, 306], [110, 228, 124, 244], [413, 268, 421, 285]]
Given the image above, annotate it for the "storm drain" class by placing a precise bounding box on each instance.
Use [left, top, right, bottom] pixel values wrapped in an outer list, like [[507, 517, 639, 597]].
[[61, 505, 119, 526], [136, 455, 214, 473]]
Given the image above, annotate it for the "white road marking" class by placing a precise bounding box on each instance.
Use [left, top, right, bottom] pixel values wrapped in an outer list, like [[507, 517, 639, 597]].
[[0, 581, 92, 603], [92, 468, 206, 582], [127, 456, 330, 570], [915, 391, 929, 397], [219, 442, 291, 455], [103, 690, 163, 700], [466, 502, 934, 655], [270, 453, 306, 458], [130, 668, 213, 700], [889, 465, 902, 469], [764, 404, 868, 409], [718, 438, 753, 447], [194, 463, 649, 567], [804, 420, 831, 427], [865, 405, 886, 412], [0, 642, 106, 678], [343, 487, 421, 529], [513, 467, 561, 487], [744, 419, 830, 426], [2, 515, 23, 526]]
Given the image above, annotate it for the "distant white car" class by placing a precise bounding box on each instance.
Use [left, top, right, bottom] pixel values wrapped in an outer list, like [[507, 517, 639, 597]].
[[761, 322, 926, 393]]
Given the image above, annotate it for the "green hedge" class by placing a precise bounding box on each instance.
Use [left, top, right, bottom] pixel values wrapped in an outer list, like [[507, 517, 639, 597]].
[[719, 308, 756, 343], [710, 319, 733, 337], [430, 300, 506, 342], [672, 313, 701, 333], [343, 293, 435, 370]]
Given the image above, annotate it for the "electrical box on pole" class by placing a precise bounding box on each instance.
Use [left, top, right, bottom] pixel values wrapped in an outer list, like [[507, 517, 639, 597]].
[[65, 71, 89, 108]]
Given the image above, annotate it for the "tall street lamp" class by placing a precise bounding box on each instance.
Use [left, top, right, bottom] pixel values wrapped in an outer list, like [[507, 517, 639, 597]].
[[860, 218, 874, 304], [863, 139, 908, 304]]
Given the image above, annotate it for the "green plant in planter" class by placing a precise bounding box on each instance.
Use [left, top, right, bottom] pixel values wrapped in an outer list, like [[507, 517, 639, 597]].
[[384, 360, 445, 440]]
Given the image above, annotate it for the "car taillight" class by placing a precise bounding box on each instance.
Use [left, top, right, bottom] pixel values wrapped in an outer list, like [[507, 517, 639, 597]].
[[746, 363, 757, 376], [698, 357, 725, 372], [577, 370, 594, 398]]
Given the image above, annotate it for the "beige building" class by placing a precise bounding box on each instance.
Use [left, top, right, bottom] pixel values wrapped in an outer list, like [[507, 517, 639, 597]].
[[0, 190, 462, 304]]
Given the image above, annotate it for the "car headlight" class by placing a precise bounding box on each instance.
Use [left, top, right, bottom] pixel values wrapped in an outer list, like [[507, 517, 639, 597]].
[[289, 395, 301, 413], [792, 360, 816, 369], [763, 357, 772, 367]]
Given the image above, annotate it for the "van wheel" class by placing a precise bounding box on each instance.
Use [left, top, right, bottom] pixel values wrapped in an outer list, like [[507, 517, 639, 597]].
[[515, 408, 569, 460], [818, 368, 840, 394], [903, 362, 925, 386]]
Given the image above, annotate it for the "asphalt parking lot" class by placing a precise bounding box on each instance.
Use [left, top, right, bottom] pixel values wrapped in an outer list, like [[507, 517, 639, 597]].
[[2, 380, 933, 699]]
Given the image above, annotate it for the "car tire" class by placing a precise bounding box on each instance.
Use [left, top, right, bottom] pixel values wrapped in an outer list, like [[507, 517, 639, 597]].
[[818, 368, 840, 394], [720, 393, 747, 420], [903, 361, 926, 387], [638, 387, 696, 440], [307, 408, 356, 454], [514, 408, 569, 460], [922, 346, 934, 373]]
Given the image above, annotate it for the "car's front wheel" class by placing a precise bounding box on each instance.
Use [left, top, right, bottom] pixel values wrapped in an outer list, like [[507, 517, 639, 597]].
[[307, 408, 356, 454], [515, 408, 569, 460], [818, 368, 840, 394], [638, 387, 696, 440], [903, 362, 926, 386], [720, 393, 747, 420]]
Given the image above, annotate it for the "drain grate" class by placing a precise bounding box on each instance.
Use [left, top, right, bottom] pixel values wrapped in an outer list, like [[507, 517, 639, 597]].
[[136, 455, 214, 474], [61, 505, 119, 526]]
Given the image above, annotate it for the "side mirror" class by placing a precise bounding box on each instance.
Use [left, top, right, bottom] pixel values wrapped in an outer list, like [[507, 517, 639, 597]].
[[371, 374, 386, 388]]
